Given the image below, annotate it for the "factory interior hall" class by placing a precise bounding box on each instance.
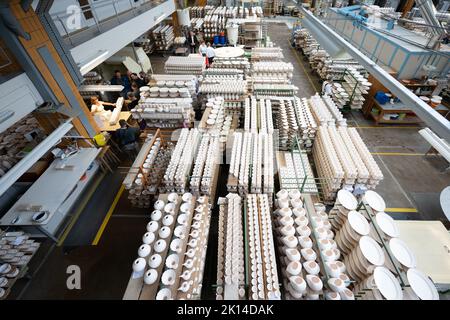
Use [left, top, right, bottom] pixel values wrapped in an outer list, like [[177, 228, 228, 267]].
[[0, 0, 449, 303]]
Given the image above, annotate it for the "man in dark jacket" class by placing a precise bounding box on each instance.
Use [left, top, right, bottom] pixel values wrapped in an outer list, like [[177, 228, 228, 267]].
[[116, 119, 140, 156], [111, 70, 131, 98], [186, 31, 199, 54], [131, 73, 145, 87]]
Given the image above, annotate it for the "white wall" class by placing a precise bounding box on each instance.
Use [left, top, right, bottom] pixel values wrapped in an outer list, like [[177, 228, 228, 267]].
[[70, 0, 175, 73]]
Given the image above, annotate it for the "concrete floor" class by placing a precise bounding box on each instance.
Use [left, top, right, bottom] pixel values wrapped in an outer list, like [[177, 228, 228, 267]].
[[268, 23, 449, 224], [10, 21, 449, 300]]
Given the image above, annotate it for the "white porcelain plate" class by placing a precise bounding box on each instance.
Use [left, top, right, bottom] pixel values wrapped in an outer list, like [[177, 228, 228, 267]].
[[337, 189, 357, 210], [359, 236, 385, 266], [373, 267, 403, 300], [407, 268, 439, 300], [376, 212, 400, 238], [347, 211, 370, 236], [389, 238, 416, 268], [364, 190, 386, 212]]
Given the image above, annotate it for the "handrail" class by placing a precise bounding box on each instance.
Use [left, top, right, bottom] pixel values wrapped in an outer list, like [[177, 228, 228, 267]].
[[297, 5, 450, 141], [51, 0, 169, 45], [50, 0, 163, 19]]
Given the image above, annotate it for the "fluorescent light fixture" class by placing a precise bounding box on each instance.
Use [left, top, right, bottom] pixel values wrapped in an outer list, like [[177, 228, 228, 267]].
[[79, 50, 109, 75]]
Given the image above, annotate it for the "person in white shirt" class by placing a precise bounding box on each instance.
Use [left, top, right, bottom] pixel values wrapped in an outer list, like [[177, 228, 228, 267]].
[[206, 43, 215, 66], [199, 41, 207, 57], [322, 80, 333, 96], [90, 96, 116, 123]]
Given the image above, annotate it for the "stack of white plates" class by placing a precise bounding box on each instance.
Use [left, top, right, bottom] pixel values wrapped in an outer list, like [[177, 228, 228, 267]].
[[354, 266, 403, 300], [343, 236, 385, 282], [329, 190, 358, 230], [335, 211, 370, 255], [405, 268, 439, 300]]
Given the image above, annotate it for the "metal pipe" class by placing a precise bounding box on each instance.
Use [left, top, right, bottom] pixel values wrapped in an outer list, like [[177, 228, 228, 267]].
[[299, 6, 450, 141]]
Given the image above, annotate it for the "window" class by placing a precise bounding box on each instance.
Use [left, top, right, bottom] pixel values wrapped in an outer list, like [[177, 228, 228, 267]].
[[78, 0, 93, 20]]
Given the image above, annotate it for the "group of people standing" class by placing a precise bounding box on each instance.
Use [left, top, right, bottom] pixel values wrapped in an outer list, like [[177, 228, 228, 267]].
[[186, 31, 215, 66], [110, 70, 150, 100], [91, 69, 149, 116], [89, 69, 150, 154]]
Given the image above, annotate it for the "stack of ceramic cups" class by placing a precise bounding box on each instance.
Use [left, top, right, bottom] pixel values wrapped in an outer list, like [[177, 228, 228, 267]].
[[307, 204, 353, 300], [229, 132, 242, 184], [251, 61, 294, 80], [276, 190, 335, 300], [276, 100, 298, 150], [247, 194, 280, 300], [275, 189, 320, 300], [170, 193, 205, 299], [204, 97, 225, 131], [200, 136, 220, 195], [163, 129, 201, 193], [199, 80, 248, 101], [293, 97, 317, 151], [154, 193, 190, 299], [277, 151, 318, 193], [227, 132, 274, 195], [238, 132, 252, 194], [251, 47, 284, 61], [191, 134, 209, 192], [327, 126, 358, 185], [132, 194, 181, 295], [216, 198, 227, 300], [309, 94, 336, 126], [337, 126, 369, 184], [127, 137, 164, 208], [219, 115, 233, 143], [347, 128, 383, 188], [174, 196, 210, 299], [165, 56, 205, 75], [216, 194, 245, 300]]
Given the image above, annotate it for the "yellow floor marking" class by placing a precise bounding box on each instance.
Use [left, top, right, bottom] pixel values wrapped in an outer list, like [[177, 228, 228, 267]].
[[92, 185, 125, 245], [57, 172, 106, 246], [371, 152, 425, 156], [288, 40, 320, 92], [385, 208, 418, 213]]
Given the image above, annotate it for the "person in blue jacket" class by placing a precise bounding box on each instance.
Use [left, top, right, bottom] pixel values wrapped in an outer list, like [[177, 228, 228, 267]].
[[111, 70, 131, 98]]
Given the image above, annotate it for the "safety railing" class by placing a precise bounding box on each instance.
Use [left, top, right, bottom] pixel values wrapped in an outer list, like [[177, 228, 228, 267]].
[[50, 0, 168, 47]]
